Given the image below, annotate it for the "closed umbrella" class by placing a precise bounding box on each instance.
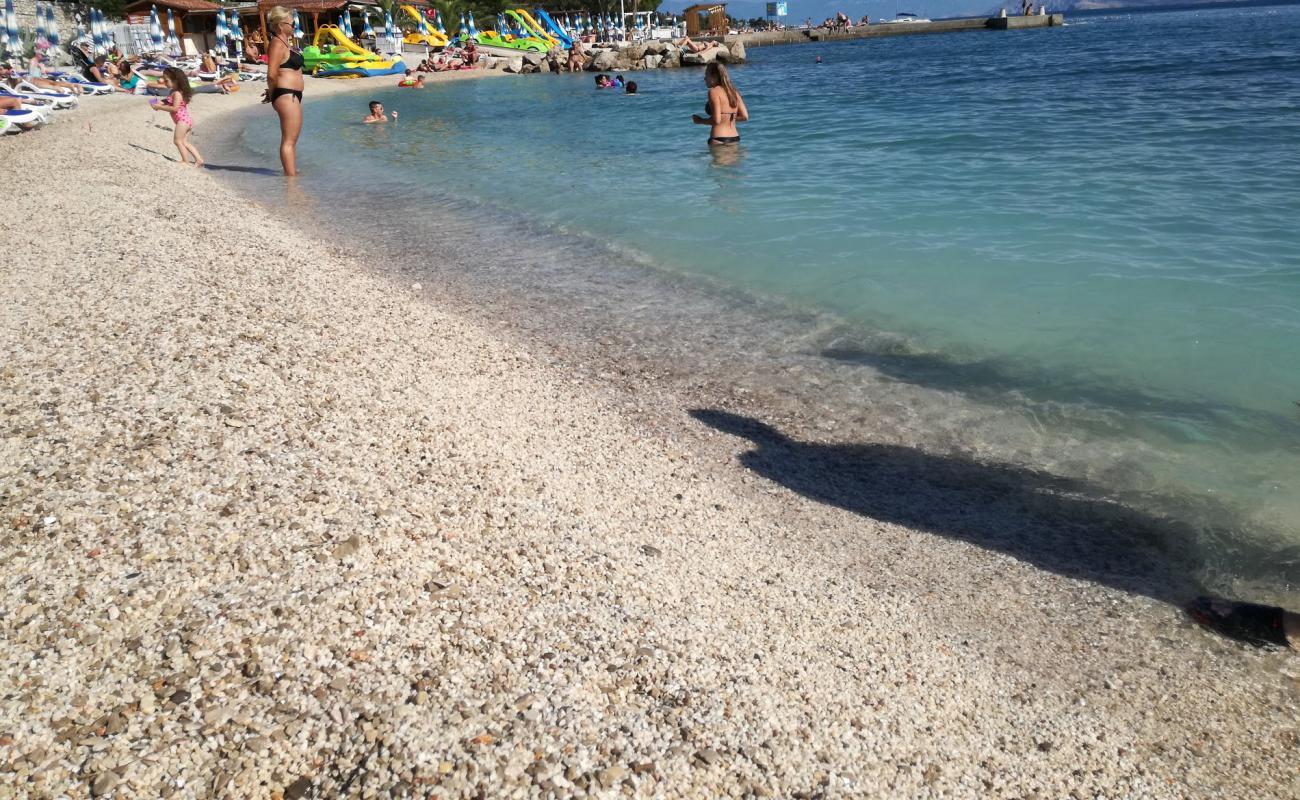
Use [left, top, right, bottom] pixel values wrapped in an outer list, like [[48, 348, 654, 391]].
[[91, 7, 104, 54], [104, 7, 116, 49], [434, 9, 445, 37], [3, 0, 17, 58], [231, 12, 243, 54], [215, 8, 227, 58], [496, 13, 505, 34], [383, 9, 394, 50], [149, 5, 163, 52], [292, 9, 302, 42], [47, 3, 59, 51], [35, 2, 47, 49], [362, 12, 374, 41], [166, 8, 179, 55], [467, 12, 478, 38], [341, 9, 352, 38]]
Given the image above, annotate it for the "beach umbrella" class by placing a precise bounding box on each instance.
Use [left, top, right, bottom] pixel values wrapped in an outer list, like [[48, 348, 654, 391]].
[[434, 9, 445, 36], [341, 9, 353, 39], [46, 3, 59, 50], [362, 11, 374, 40], [149, 5, 163, 52], [383, 9, 394, 50], [496, 12, 505, 33], [457, 12, 466, 38], [232, 12, 245, 60], [3, 0, 16, 58], [91, 7, 104, 54], [166, 8, 179, 55], [215, 8, 227, 57], [35, 2, 47, 49], [292, 9, 303, 41], [467, 12, 478, 38]]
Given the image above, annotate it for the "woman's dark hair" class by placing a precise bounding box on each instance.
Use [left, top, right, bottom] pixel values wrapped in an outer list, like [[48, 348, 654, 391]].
[[625, 81, 637, 94], [369, 100, 381, 112], [162, 66, 193, 103]]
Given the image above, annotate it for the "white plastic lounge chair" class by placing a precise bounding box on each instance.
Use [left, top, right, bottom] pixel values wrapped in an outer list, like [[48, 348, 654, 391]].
[[1, 107, 46, 132], [0, 89, 62, 118], [46, 72, 114, 95], [9, 81, 79, 109]]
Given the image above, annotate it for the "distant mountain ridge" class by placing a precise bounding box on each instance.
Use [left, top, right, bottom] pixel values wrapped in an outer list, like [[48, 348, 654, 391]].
[[713, 0, 1292, 24], [1052, 0, 1287, 10]]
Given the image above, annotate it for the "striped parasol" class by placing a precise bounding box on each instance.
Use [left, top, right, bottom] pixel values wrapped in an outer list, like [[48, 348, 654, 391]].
[[4, 0, 17, 58], [46, 3, 59, 50], [149, 5, 163, 52], [215, 8, 227, 57], [434, 9, 445, 36], [383, 8, 394, 49], [166, 8, 179, 55], [467, 12, 478, 38], [34, 2, 47, 49], [457, 12, 466, 40], [292, 9, 302, 41], [341, 9, 352, 38], [91, 7, 104, 54], [362, 11, 374, 40], [496, 13, 505, 34], [231, 12, 243, 52]]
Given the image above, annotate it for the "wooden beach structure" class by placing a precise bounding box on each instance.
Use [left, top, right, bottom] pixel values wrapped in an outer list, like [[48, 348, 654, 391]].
[[683, 3, 728, 38], [121, 0, 221, 56]]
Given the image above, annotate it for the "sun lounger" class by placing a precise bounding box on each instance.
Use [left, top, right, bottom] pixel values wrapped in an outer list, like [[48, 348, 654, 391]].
[[8, 81, 79, 109], [1, 107, 47, 132], [44, 72, 114, 95]]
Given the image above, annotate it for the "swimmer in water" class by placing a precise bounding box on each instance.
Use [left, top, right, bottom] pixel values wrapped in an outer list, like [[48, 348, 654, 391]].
[[691, 62, 748, 146], [363, 100, 397, 123]]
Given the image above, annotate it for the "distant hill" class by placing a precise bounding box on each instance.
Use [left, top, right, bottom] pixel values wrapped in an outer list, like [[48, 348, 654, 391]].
[[1053, 0, 1290, 10], [711, 0, 1293, 25]]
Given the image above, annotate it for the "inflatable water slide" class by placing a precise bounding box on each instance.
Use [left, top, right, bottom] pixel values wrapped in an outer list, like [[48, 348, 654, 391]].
[[304, 25, 405, 77], [401, 5, 449, 48]]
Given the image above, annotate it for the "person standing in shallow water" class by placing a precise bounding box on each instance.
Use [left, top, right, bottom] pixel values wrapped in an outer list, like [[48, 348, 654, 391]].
[[264, 5, 304, 176], [691, 62, 748, 146]]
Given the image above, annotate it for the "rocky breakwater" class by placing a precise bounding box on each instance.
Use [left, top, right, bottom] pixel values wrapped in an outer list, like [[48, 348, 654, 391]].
[[488, 40, 747, 75]]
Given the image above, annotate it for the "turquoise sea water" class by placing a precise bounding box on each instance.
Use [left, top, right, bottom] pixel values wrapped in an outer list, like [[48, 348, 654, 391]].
[[225, 5, 1300, 601]]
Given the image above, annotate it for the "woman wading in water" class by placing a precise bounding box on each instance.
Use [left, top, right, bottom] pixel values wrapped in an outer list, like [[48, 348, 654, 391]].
[[692, 62, 748, 146], [264, 5, 304, 176]]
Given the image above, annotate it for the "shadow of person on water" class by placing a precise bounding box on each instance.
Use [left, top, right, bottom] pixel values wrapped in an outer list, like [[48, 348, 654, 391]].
[[687, 409, 1299, 608]]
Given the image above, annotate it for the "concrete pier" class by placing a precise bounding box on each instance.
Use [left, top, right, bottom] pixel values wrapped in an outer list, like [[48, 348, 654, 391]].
[[729, 14, 1065, 48]]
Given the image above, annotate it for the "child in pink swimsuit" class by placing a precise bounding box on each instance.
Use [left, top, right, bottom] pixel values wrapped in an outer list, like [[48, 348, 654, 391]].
[[152, 67, 204, 168]]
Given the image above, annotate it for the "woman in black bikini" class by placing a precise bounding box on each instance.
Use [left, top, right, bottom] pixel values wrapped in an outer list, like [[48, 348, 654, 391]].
[[691, 62, 748, 146], [264, 5, 304, 176]]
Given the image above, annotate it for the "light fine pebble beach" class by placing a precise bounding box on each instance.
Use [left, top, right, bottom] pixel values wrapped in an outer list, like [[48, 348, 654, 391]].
[[1, 76, 1298, 799]]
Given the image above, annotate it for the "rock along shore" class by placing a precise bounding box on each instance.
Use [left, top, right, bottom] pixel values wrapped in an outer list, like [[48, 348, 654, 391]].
[[486, 39, 747, 75], [0, 74, 1296, 800]]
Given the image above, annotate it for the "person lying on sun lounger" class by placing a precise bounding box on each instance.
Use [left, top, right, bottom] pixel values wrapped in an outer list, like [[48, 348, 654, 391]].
[[675, 36, 720, 53], [24, 55, 84, 94]]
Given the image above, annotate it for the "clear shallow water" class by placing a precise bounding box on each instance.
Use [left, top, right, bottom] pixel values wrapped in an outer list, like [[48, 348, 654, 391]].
[[222, 6, 1300, 602]]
